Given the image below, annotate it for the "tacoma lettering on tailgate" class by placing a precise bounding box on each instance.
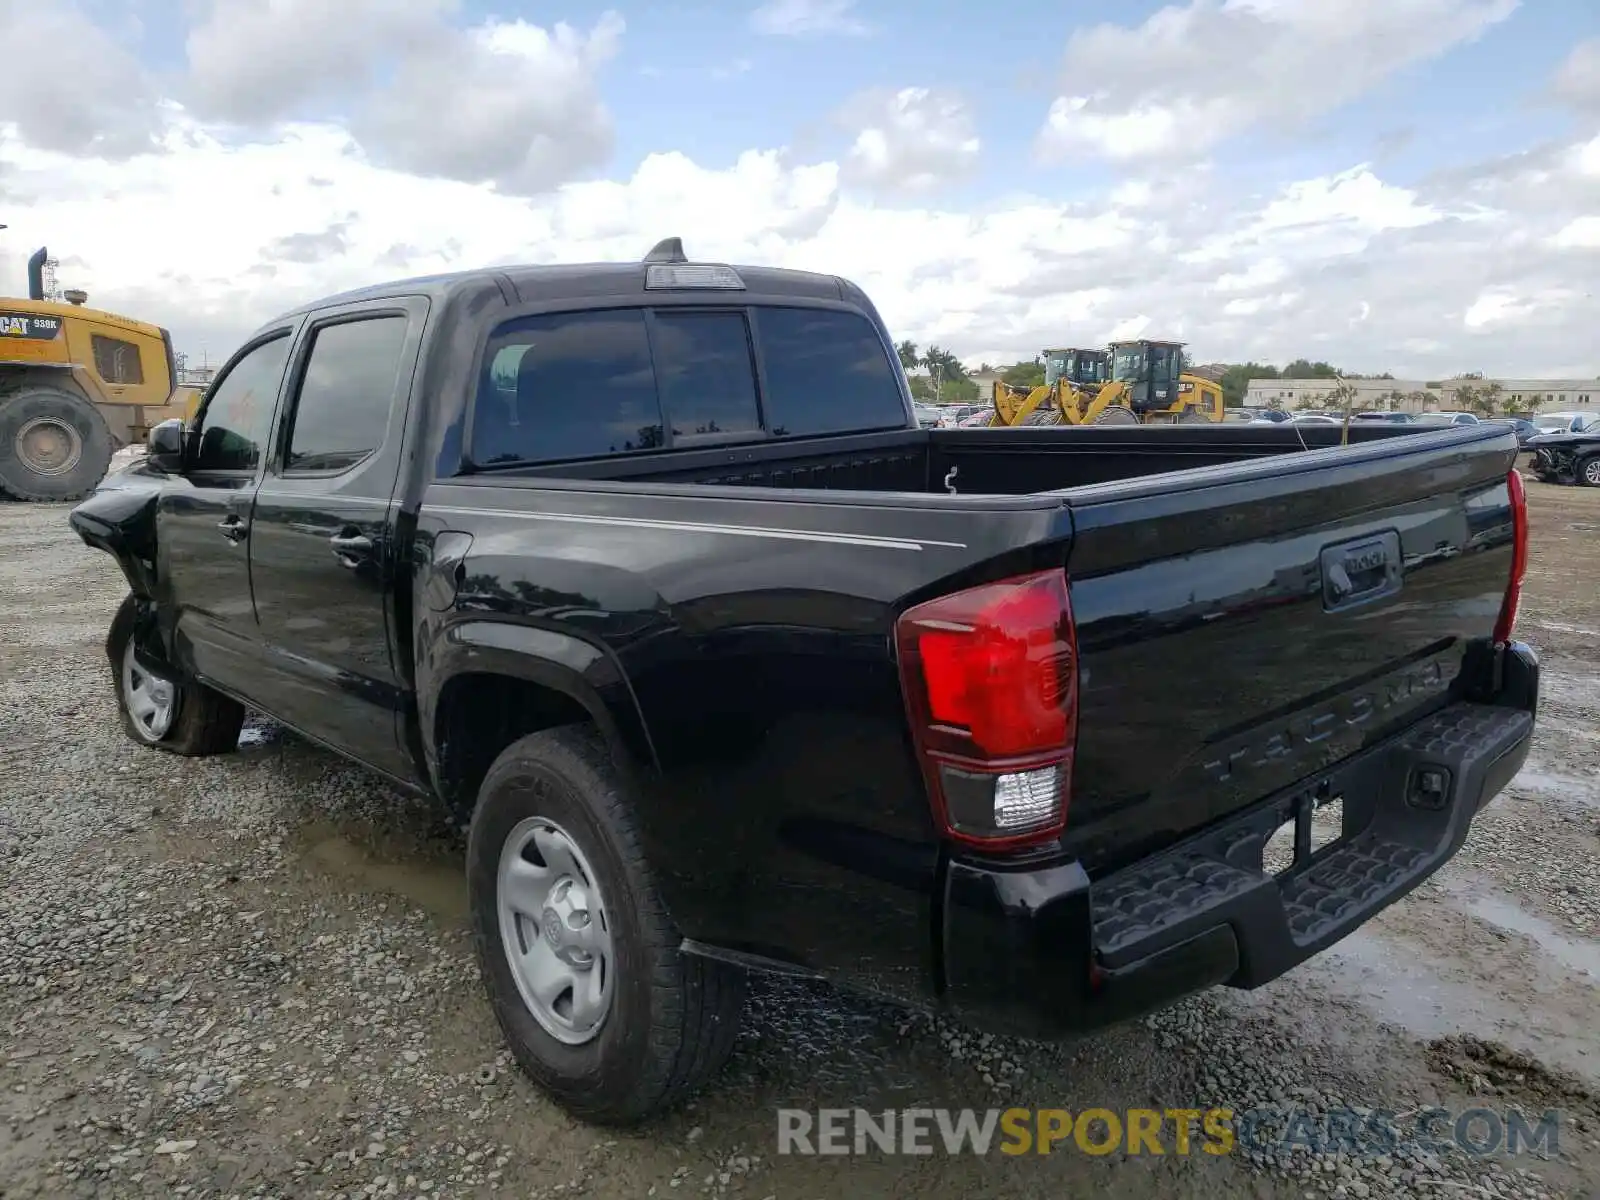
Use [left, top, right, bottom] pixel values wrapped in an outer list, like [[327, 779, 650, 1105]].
[[1200, 652, 1454, 785]]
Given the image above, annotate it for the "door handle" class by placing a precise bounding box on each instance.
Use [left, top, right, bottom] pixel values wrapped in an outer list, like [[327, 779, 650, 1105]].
[[330, 532, 374, 566], [217, 515, 247, 544]]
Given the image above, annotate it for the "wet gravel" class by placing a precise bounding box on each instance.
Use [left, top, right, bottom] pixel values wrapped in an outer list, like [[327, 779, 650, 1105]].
[[2, 486, 1598, 1199]]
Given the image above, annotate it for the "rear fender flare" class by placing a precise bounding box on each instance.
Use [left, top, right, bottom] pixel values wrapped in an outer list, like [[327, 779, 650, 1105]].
[[421, 621, 658, 798]]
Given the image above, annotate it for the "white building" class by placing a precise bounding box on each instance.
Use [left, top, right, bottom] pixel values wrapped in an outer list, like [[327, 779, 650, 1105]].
[[1245, 377, 1598, 415]]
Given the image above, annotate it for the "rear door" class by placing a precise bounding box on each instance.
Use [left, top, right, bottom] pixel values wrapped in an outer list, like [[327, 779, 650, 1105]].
[[158, 328, 294, 694], [1057, 426, 1522, 874], [246, 298, 426, 781]]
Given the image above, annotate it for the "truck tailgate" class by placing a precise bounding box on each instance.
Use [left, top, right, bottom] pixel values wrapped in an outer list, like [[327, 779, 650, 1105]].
[[1057, 424, 1522, 875]]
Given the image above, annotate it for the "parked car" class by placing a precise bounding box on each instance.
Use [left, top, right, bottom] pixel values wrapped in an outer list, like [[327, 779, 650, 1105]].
[[937, 404, 986, 428], [911, 403, 941, 429], [1488, 417, 1540, 449], [1530, 412, 1600, 436], [68, 242, 1537, 1126], [1352, 412, 1418, 425], [1290, 412, 1340, 424], [1416, 411, 1481, 426]]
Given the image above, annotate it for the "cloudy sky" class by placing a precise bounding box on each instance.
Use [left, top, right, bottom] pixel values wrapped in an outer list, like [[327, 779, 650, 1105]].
[[1, 0, 1597, 376]]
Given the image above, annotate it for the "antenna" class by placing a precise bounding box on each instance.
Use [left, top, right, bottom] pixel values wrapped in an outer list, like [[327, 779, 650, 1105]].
[[643, 237, 688, 264]]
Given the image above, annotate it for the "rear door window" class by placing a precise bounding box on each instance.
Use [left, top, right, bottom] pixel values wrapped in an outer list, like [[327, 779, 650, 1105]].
[[473, 310, 662, 465], [283, 316, 409, 474], [753, 308, 906, 437]]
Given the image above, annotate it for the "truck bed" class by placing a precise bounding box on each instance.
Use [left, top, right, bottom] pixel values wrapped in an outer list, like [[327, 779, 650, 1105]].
[[486, 422, 1425, 496]]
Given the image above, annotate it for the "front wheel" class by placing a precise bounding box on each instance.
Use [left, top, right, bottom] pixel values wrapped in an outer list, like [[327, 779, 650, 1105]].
[[0, 385, 114, 501], [108, 596, 245, 755], [468, 726, 745, 1125], [1092, 405, 1140, 425]]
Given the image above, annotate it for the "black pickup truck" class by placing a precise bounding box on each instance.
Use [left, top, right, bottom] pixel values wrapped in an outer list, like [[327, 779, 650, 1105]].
[[70, 241, 1537, 1125]]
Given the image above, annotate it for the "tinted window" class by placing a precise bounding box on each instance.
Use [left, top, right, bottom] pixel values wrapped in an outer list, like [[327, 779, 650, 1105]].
[[652, 312, 760, 438], [473, 310, 661, 465], [194, 335, 290, 472], [91, 335, 144, 385], [754, 308, 905, 437], [284, 317, 408, 473]]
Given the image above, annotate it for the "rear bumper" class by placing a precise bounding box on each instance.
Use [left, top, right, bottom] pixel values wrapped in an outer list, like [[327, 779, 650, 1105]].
[[939, 642, 1539, 1039]]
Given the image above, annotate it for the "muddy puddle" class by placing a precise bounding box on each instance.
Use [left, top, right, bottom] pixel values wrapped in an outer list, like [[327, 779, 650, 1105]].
[[296, 820, 469, 922], [1278, 867, 1600, 1091], [1507, 759, 1600, 811], [1432, 874, 1600, 983]]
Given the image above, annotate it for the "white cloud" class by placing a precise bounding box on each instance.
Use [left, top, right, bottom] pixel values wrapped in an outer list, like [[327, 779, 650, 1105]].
[[1550, 216, 1600, 249], [353, 12, 625, 194], [1037, 0, 1518, 163], [839, 88, 980, 195], [0, 1, 162, 158], [183, 0, 451, 124], [182, 0, 624, 195], [749, 0, 871, 37], [1551, 38, 1600, 112]]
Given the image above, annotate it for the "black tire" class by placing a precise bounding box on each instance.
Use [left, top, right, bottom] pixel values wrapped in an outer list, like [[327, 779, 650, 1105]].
[[1093, 405, 1139, 425], [107, 595, 245, 755], [0, 384, 115, 501], [1579, 455, 1600, 488], [468, 725, 745, 1125]]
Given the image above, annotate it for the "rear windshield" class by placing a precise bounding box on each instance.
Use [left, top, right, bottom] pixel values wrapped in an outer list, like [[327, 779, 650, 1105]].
[[470, 304, 906, 466]]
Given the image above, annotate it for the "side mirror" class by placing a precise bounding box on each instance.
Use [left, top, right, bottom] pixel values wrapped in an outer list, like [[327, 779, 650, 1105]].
[[147, 418, 186, 474]]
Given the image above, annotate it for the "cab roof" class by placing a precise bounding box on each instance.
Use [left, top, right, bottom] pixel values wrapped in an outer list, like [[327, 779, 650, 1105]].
[[273, 241, 853, 323]]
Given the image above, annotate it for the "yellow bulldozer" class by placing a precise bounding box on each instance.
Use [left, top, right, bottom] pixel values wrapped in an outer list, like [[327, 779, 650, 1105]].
[[1, 245, 190, 501], [987, 339, 1223, 427]]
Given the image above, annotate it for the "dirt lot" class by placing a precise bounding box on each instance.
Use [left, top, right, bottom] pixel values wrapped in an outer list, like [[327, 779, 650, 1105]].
[[2, 481, 1598, 1200]]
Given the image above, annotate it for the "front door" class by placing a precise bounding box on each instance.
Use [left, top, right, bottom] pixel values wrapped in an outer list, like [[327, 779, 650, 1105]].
[[157, 329, 294, 695], [246, 299, 425, 782]]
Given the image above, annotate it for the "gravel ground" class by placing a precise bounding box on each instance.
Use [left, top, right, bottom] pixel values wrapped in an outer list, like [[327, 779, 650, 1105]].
[[2, 482, 1598, 1200]]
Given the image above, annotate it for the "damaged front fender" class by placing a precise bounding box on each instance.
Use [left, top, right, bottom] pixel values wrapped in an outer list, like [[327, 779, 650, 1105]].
[[68, 468, 165, 598]]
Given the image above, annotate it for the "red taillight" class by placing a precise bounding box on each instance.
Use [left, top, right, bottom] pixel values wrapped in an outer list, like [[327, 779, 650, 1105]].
[[1494, 469, 1528, 647], [895, 569, 1078, 849]]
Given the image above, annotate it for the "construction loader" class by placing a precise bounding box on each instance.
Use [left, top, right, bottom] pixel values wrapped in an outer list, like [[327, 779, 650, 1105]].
[[1, 246, 188, 501], [987, 347, 1111, 426], [1091, 339, 1224, 425]]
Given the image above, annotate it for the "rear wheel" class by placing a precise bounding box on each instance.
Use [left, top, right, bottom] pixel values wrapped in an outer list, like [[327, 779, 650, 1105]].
[[1092, 405, 1139, 425], [108, 595, 245, 755], [1580, 455, 1600, 487], [468, 725, 745, 1125], [0, 385, 114, 501]]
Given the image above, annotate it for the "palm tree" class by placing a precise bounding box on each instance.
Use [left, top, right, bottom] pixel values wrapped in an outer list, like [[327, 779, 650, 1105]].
[[1480, 382, 1504, 417], [896, 340, 921, 372]]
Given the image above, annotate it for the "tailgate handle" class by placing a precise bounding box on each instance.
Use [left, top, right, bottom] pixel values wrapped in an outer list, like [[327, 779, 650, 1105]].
[[1320, 531, 1402, 612]]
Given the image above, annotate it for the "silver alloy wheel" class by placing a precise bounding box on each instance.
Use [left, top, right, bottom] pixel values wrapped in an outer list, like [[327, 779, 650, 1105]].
[[15, 415, 83, 476], [121, 638, 176, 741], [497, 816, 614, 1045], [1585, 458, 1600, 486]]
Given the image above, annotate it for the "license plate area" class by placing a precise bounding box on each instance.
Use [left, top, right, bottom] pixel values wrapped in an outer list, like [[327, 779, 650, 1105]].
[[1262, 794, 1345, 877]]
